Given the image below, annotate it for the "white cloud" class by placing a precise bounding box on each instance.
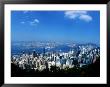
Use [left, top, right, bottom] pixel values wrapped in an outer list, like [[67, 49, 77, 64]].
[[30, 18, 39, 26], [34, 19, 39, 23], [20, 19, 39, 26], [23, 11, 32, 14], [20, 11, 40, 26], [79, 14, 92, 22], [64, 11, 92, 22], [23, 11, 33, 14]]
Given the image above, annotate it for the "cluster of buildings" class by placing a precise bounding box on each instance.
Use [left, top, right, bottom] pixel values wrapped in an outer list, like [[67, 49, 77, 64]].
[[11, 45, 100, 71]]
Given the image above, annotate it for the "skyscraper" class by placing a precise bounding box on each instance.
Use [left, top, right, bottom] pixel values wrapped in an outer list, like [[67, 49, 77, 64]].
[[33, 50, 36, 58]]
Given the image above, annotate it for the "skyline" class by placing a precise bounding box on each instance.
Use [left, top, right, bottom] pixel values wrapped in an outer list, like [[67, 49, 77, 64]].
[[11, 11, 100, 44]]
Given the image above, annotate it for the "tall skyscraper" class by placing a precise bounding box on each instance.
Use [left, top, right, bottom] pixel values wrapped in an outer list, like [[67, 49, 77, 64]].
[[43, 47, 45, 57], [33, 50, 36, 58]]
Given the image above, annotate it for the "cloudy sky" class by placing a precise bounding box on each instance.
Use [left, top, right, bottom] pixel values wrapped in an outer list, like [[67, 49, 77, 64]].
[[11, 11, 100, 44]]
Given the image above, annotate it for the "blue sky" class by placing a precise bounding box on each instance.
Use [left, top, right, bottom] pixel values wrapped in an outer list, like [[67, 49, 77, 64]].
[[11, 11, 100, 44]]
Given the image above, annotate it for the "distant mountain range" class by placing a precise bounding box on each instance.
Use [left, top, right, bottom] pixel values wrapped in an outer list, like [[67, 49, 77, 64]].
[[11, 41, 99, 55]]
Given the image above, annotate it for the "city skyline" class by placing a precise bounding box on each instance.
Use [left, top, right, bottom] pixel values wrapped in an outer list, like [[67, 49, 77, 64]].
[[11, 11, 100, 44]]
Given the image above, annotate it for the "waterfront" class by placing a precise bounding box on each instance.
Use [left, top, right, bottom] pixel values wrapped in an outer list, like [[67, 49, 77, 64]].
[[11, 41, 100, 76]]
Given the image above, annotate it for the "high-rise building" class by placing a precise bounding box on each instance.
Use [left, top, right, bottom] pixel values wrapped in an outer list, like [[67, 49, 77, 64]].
[[43, 47, 45, 57], [33, 50, 36, 58]]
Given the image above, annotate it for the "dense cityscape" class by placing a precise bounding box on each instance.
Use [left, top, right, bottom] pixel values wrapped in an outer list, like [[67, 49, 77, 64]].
[[11, 11, 100, 77], [11, 41, 100, 76]]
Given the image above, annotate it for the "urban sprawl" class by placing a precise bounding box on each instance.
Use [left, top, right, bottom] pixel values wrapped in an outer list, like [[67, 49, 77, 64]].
[[11, 42, 100, 71]]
